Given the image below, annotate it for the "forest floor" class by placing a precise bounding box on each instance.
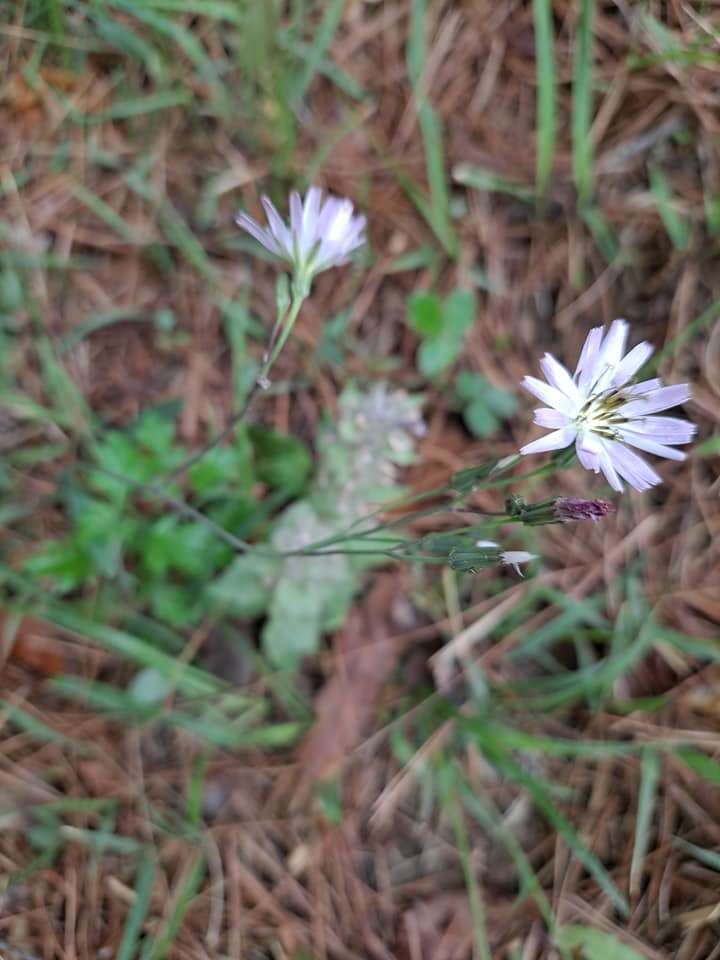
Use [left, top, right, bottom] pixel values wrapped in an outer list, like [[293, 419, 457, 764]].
[[1, 2, 719, 958]]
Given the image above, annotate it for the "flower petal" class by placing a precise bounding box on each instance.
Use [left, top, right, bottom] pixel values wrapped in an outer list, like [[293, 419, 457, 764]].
[[623, 377, 663, 397], [300, 186, 322, 253], [609, 340, 654, 388], [604, 439, 662, 492], [289, 191, 304, 236], [261, 196, 292, 255], [614, 429, 688, 461], [539, 354, 583, 405], [533, 407, 570, 428], [575, 326, 604, 391], [596, 440, 624, 492], [576, 431, 604, 475], [599, 318, 629, 367], [235, 212, 281, 255], [520, 426, 576, 455], [619, 383, 692, 417], [522, 376, 578, 415], [619, 415, 696, 445]]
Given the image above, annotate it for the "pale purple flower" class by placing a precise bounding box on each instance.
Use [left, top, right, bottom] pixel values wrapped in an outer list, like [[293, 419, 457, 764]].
[[520, 319, 696, 492], [236, 186, 366, 288]]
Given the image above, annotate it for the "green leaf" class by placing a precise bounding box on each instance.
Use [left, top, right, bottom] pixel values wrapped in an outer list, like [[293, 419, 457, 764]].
[[677, 747, 720, 787], [263, 579, 323, 669], [407, 292, 444, 338], [455, 372, 516, 437], [484, 384, 518, 418], [462, 400, 499, 438], [138, 516, 181, 579], [443, 289, 476, 336], [188, 431, 254, 497], [132, 408, 180, 458], [209, 553, 280, 619], [23, 540, 92, 593], [696, 434, 720, 457], [410, 290, 476, 377], [145, 581, 204, 628], [555, 926, 644, 960], [418, 336, 463, 377], [249, 427, 312, 494]]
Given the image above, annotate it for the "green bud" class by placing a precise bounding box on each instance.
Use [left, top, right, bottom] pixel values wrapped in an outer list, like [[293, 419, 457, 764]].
[[450, 453, 519, 493], [275, 273, 291, 316]]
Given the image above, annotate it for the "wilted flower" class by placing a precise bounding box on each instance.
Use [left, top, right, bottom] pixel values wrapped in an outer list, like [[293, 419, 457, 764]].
[[472, 541, 537, 576], [500, 550, 538, 576], [554, 497, 614, 523], [520, 319, 696, 492], [236, 186, 366, 290], [505, 494, 615, 525]]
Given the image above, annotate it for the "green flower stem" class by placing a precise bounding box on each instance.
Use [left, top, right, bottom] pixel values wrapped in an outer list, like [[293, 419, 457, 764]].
[[257, 289, 305, 381], [159, 287, 307, 483]]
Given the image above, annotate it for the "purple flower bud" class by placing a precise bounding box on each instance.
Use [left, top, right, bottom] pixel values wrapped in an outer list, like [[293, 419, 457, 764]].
[[554, 497, 615, 523]]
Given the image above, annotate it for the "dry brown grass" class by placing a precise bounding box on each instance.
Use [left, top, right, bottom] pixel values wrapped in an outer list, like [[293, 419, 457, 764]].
[[1, 1, 719, 957]]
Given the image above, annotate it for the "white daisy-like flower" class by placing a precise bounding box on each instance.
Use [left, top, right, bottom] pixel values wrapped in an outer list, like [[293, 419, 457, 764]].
[[236, 186, 366, 289], [520, 319, 696, 492]]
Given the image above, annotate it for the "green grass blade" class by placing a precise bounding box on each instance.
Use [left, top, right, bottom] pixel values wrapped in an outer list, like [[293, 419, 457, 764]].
[[648, 165, 690, 250], [581, 206, 621, 263], [85, 90, 192, 124], [88, 11, 167, 83], [485, 742, 628, 915], [677, 747, 720, 787], [25, 601, 221, 698], [0, 700, 84, 749], [447, 796, 491, 960], [117, 851, 158, 960], [68, 181, 140, 244], [292, 0, 347, 105], [532, 0, 556, 198], [572, 0, 594, 206], [453, 163, 535, 203], [674, 839, 720, 873], [460, 783, 555, 929], [141, 853, 205, 960], [647, 295, 720, 371], [630, 748, 660, 896], [109, 0, 230, 116], [407, 0, 457, 256]]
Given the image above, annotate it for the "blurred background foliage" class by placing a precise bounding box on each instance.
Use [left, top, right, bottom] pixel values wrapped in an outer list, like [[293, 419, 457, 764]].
[[0, 1, 719, 958]]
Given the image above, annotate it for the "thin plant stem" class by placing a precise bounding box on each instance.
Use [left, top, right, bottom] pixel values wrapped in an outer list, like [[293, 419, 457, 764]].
[[160, 289, 306, 483]]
